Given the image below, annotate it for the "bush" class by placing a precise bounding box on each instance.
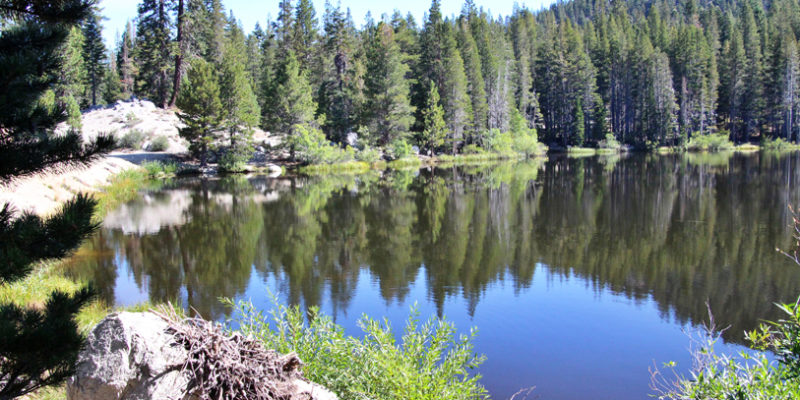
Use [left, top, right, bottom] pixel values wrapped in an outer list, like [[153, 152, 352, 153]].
[[218, 152, 248, 172], [655, 214, 800, 399], [149, 135, 169, 152], [762, 137, 797, 151], [653, 299, 800, 400], [119, 129, 145, 150], [125, 111, 141, 127], [228, 299, 489, 400], [686, 133, 734, 152], [288, 125, 353, 164], [461, 144, 485, 155], [387, 139, 413, 160], [598, 134, 621, 150], [485, 129, 513, 154], [141, 161, 177, 178], [355, 146, 382, 163], [512, 134, 543, 157]]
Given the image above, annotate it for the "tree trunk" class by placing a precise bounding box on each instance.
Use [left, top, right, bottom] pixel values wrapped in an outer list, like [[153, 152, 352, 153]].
[[168, 0, 185, 108]]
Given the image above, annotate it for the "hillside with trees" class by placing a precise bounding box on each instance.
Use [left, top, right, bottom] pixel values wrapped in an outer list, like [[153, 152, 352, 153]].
[[73, 0, 800, 156]]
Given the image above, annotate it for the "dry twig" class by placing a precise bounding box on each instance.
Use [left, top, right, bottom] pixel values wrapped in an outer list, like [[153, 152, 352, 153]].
[[152, 305, 309, 400]]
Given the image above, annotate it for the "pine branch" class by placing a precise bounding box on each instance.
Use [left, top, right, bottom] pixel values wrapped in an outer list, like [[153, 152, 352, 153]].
[[0, 133, 115, 182], [0, 0, 94, 24], [0, 194, 100, 283], [0, 286, 96, 398]]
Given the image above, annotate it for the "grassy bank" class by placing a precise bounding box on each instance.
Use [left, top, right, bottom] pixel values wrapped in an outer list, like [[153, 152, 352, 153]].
[[1, 164, 164, 328], [436, 151, 526, 164]]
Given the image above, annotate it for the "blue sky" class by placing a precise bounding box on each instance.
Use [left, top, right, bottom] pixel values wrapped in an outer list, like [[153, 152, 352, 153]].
[[99, 0, 556, 48]]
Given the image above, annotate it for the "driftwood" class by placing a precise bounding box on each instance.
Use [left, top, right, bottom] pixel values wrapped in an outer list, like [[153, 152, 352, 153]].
[[153, 307, 308, 400]]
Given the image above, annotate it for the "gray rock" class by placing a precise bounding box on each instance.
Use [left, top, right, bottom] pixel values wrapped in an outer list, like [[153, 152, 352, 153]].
[[267, 163, 282, 177], [67, 312, 191, 400], [67, 312, 338, 400], [345, 132, 358, 147]]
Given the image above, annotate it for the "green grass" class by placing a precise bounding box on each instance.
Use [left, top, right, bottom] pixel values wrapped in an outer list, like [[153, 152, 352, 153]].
[[657, 146, 681, 154], [436, 152, 524, 164], [299, 160, 372, 174], [93, 168, 156, 219], [735, 143, 760, 152], [387, 156, 424, 169], [596, 148, 619, 155], [566, 147, 597, 156], [0, 261, 81, 310]]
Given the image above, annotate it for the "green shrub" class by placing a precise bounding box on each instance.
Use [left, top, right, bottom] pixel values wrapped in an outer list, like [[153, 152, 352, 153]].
[[149, 135, 169, 152], [762, 137, 798, 151], [218, 152, 248, 172], [288, 125, 353, 164], [125, 111, 141, 127], [485, 129, 513, 154], [512, 134, 543, 157], [356, 146, 382, 163], [119, 129, 145, 149], [598, 134, 621, 150], [654, 298, 800, 399], [387, 139, 413, 160], [228, 299, 489, 400], [141, 161, 177, 178], [686, 133, 734, 152], [462, 144, 486, 155]]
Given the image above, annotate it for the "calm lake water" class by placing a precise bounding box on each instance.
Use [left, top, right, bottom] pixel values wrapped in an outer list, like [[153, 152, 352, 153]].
[[65, 152, 800, 399]]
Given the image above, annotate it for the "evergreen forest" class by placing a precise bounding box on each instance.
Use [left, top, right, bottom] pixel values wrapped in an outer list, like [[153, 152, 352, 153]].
[[67, 0, 800, 154]]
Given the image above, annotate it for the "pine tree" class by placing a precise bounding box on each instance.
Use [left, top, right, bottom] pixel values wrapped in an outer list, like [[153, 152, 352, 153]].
[[319, 0, 360, 143], [268, 50, 317, 134], [421, 82, 446, 155], [510, 8, 540, 129], [82, 9, 106, 107], [646, 51, 678, 143], [574, 98, 585, 145], [739, 0, 765, 141], [276, 0, 295, 52], [245, 23, 265, 91], [177, 58, 223, 166], [102, 58, 124, 103], [363, 22, 415, 145], [456, 18, 488, 144], [219, 14, 261, 170], [441, 26, 471, 154], [135, 0, 173, 107], [293, 0, 319, 72], [117, 21, 135, 98], [719, 23, 746, 140], [56, 26, 87, 128], [168, 0, 186, 107], [0, 1, 114, 396]]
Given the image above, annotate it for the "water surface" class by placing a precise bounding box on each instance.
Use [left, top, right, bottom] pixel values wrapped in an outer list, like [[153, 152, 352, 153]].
[[65, 153, 800, 400]]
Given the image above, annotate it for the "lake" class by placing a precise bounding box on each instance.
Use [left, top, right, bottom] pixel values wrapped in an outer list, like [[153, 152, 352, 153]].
[[64, 152, 800, 399]]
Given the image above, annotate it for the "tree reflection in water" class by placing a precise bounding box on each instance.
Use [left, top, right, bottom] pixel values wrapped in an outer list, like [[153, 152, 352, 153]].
[[65, 153, 800, 343]]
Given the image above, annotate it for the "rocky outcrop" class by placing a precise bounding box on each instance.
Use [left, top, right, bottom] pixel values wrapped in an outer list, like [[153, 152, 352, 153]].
[[67, 312, 337, 400]]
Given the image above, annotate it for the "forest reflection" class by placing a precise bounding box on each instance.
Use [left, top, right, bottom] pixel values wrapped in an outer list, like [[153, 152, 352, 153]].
[[64, 152, 800, 343]]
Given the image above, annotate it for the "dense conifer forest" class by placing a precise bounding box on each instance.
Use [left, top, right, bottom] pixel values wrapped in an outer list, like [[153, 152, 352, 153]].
[[69, 0, 800, 152]]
